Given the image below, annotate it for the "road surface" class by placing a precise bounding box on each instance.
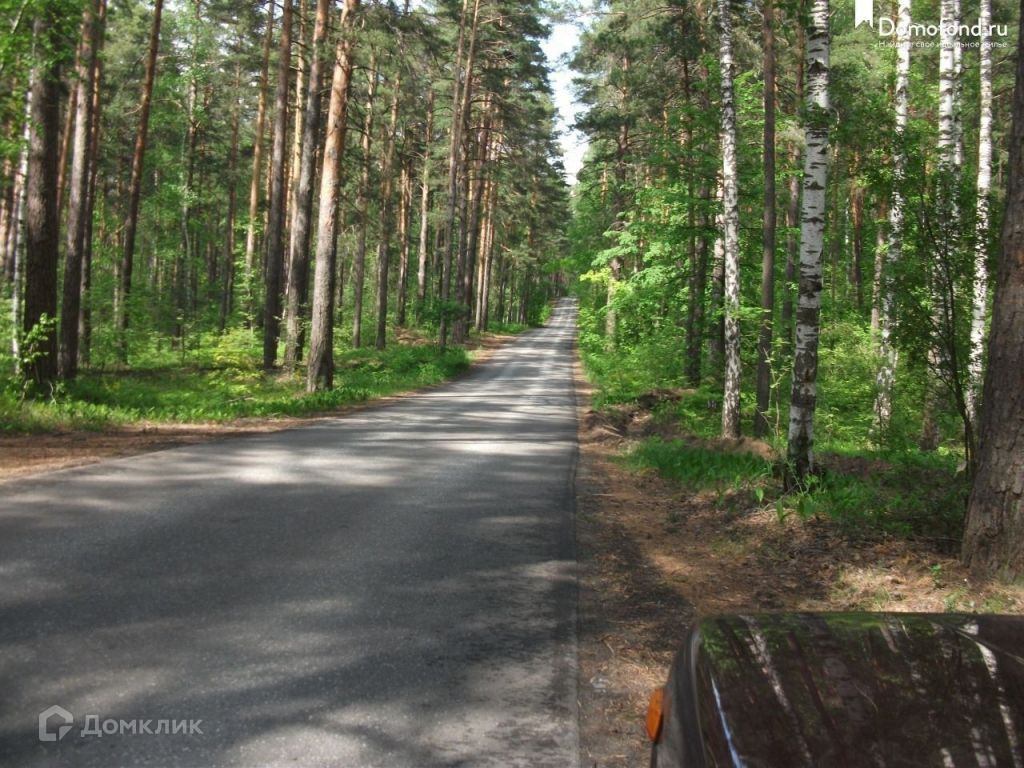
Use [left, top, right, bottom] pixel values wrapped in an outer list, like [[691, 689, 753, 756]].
[[0, 300, 579, 768]]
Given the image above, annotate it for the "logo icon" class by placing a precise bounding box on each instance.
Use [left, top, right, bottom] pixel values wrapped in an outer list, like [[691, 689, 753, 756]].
[[855, 0, 873, 26], [38, 705, 73, 742]]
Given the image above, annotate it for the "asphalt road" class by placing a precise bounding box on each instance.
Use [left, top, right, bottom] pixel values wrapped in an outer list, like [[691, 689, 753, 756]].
[[0, 299, 580, 768]]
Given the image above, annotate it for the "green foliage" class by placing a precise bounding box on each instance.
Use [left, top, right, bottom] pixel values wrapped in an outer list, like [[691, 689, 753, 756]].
[[0, 342, 470, 432], [625, 436, 967, 546], [626, 438, 772, 491]]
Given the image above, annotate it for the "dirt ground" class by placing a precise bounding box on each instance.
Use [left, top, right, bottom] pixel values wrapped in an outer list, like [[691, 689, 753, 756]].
[[0, 332, 514, 482], [571, 358, 1024, 767]]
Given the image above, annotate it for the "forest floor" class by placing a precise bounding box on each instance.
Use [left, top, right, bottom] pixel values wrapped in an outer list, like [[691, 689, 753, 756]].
[[571, 355, 1024, 768], [0, 332, 514, 482]]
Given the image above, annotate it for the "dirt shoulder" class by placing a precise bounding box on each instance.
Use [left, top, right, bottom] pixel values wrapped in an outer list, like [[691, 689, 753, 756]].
[[572, 355, 1024, 768], [0, 333, 515, 483]]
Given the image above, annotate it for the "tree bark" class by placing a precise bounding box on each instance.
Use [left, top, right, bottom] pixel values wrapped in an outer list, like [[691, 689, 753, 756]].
[[283, 0, 330, 367], [286, 0, 309, 271], [921, 0, 965, 449], [754, 0, 776, 438], [786, 0, 830, 483], [873, 0, 910, 435], [116, 0, 163, 363], [374, 55, 404, 350], [219, 61, 243, 332], [850, 180, 864, 311], [717, 0, 741, 439], [439, 0, 480, 347], [23, 15, 62, 388], [961, 2, 1024, 579], [243, 7, 274, 327], [307, 0, 359, 392], [262, 0, 293, 369], [59, 0, 100, 379], [79, 0, 107, 365], [415, 89, 434, 323], [455, 100, 491, 342], [351, 51, 377, 349], [966, 0, 994, 434], [396, 154, 413, 327]]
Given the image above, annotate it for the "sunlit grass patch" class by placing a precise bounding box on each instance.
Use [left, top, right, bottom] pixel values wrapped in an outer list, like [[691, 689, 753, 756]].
[[0, 344, 470, 433]]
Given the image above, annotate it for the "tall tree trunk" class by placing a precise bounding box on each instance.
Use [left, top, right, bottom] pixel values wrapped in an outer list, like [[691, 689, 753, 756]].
[[56, 83, 77, 223], [415, 89, 434, 324], [7, 102, 30, 368], [374, 57, 404, 350], [685, 206, 709, 387], [455, 101, 491, 342], [307, 0, 359, 392], [873, 0, 910, 435], [175, 50, 200, 345], [477, 161, 498, 331], [220, 61, 243, 332], [283, 0, 330, 367], [780, 14, 804, 355], [718, 0, 741, 438], [754, 0, 776, 438], [439, 0, 480, 347], [23, 15, 62, 388], [59, 0, 99, 379], [351, 52, 377, 349], [474, 144, 496, 332], [781, 143, 799, 348], [117, 0, 163, 363], [850, 179, 864, 311], [286, 0, 309, 269], [786, 0, 830, 483], [262, 0, 293, 369], [79, 0, 107, 366], [961, 3, 1024, 579], [396, 154, 413, 327], [243, 8, 274, 327], [921, 0, 965, 449], [966, 0, 994, 435], [870, 198, 888, 332]]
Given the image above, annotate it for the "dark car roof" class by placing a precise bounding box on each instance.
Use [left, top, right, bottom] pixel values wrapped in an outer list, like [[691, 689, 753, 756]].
[[674, 612, 1024, 767]]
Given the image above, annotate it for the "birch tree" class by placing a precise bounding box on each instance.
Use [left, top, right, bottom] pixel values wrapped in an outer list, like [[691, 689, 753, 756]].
[[966, 0, 994, 432], [786, 0, 830, 482], [921, 0, 965, 449], [718, 0, 741, 439], [873, 0, 910, 435]]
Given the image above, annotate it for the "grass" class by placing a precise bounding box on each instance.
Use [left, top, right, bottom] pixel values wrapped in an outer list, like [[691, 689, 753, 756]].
[[624, 435, 967, 546], [0, 342, 471, 433], [625, 437, 772, 490]]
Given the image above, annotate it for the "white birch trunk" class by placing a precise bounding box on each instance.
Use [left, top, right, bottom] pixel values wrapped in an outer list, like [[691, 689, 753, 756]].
[[873, 0, 910, 435], [938, 0, 958, 165], [921, 0, 963, 449], [718, 0, 742, 439], [966, 0, 994, 430], [786, 0, 829, 481]]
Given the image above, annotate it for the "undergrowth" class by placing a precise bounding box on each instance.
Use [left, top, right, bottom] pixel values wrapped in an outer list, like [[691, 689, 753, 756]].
[[0, 341, 470, 432]]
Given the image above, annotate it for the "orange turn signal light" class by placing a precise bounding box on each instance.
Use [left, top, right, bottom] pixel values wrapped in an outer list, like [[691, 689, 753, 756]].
[[646, 687, 665, 742]]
